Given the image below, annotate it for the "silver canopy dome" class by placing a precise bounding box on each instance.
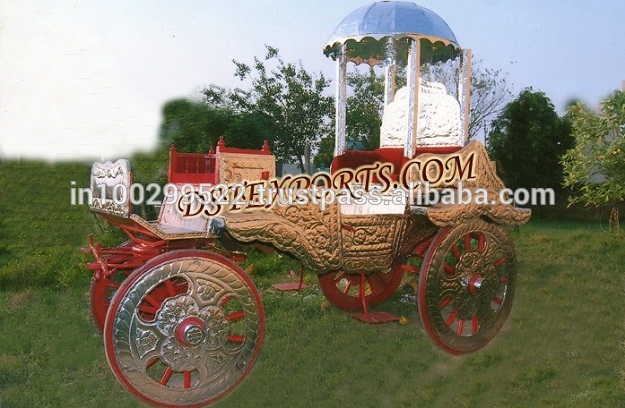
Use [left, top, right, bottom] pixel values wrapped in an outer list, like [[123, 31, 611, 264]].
[[324, 1, 460, 65], [325, 1, 469, 158]]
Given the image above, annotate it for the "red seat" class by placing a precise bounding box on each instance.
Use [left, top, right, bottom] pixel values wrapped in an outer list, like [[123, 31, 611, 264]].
[[330, 145, 466, 185], [330, 147, 406, 182]]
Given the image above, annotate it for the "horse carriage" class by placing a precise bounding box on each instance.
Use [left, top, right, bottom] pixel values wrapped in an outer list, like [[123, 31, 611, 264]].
[[84, 2, 530, 406]]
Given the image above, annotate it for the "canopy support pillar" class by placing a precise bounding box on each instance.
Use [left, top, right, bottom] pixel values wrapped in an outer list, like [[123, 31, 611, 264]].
[[334, 45, 347, 157], [384, 37, 396, 107], [405, 37, 421, 159], [458, 48, 472, 144]]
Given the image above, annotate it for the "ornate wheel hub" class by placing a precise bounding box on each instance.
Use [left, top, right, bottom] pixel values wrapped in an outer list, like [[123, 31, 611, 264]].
[[451, 250, 500, 320], [152, 296, 231, 372], [176, 317, 206, 347], [468, 274, 485, 295]]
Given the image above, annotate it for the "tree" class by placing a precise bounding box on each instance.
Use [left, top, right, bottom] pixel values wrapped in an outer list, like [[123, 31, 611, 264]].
[[345, 68, 385, 151], [487, 88, 573, 191], [159, 99, 222, 152], [561, 90, 625, 228], [314, 68, 385, 168], [159, 99, 269, 153], [313, 133, 335, 170], [422, 58, 511, 139], [203, 46, 333, 173]]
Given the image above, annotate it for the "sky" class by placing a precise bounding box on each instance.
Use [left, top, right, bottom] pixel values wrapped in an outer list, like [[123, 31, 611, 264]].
[[1, 0, 624, 161]]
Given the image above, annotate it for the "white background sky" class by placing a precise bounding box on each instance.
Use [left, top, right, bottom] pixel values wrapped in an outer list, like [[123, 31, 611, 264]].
[[1, 0, 624, 161]]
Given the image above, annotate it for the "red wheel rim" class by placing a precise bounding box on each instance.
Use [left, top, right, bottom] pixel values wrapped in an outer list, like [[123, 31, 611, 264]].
[[318, 265, 404, 311]]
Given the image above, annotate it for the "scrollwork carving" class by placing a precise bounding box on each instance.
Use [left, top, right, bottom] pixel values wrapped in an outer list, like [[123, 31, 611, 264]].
[[225, 201, 342, 273]]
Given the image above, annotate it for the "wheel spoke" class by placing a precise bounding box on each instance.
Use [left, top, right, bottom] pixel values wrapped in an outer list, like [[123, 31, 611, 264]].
[[342, 279, 353, 294], [333, 273, 347, 285], [183, 371, 192, 389], [464, 234, 472, 251], [443, 262, 456, 275], [144, 294, 162, 308], [174, 281, 188, 292], [367, 273, 387, 295], [402, 264, 419, 273], [413, 236, 434, 258], [227, 311, 245, 322], [493, 256, 506, 268], [227, 335, 245, 344], [445, 310, 458, 327], [439, 296, 453, 308], [137, 348, 165, 372], [471, 316, 479, 334], [104, 281, 121, 289], [477, 233, 485, 251], [146, 357, 159, 369], [165, 279, 177, 297], [139, 304, 158, 316], [451, 245, 461, 260], [456, 319, 464, 335], [159, 367, 173, 386]]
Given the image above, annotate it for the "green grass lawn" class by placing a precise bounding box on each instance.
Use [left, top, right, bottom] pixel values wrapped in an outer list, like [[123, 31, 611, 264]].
[[0, 161, 624, 407]]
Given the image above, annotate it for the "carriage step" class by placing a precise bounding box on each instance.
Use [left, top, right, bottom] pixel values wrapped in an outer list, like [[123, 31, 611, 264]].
[[272, 266, 307, 291], [272, 282, 309, 291], [353, 311, 400, 324]]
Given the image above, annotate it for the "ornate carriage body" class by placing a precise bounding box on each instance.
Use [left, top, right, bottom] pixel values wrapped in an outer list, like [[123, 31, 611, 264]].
[[85, 2, 530, 406]]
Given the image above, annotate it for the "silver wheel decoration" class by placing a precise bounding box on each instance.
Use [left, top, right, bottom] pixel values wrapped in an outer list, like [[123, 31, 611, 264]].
[[106, 254, 263, 406]]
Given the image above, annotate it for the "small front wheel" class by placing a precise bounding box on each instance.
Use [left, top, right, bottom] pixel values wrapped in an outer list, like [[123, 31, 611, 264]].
[[318, 266, 404, 311], [104, 250, 264, 407]]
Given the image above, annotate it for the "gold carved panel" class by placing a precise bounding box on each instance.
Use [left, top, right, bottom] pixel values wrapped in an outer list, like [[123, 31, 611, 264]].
[[218, 153, 275, 184]]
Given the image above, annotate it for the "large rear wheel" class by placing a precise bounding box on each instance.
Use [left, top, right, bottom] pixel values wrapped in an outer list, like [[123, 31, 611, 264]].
[[418, 219, 516, 354]]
